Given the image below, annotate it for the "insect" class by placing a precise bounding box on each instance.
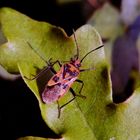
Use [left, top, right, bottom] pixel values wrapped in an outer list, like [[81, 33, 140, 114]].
[[26, 30, 103, 118]]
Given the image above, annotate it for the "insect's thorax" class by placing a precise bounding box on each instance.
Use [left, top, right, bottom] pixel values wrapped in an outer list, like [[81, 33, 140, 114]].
[[47, 62, 80, 87], [64, 63, 80, 78]]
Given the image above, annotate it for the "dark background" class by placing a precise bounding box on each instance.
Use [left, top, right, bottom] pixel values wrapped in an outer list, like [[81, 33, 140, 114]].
[[0, 0, 86, 35]]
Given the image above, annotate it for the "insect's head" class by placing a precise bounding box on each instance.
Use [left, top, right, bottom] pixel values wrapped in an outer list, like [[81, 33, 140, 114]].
[[70, 58, 81, 68]]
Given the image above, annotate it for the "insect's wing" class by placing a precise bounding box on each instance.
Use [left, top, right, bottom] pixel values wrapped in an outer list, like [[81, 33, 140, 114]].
[[59, 76, 78, 96], [42, 82, 71, 104], [42, 77, 78, 104], [47, 66, 64, 86]]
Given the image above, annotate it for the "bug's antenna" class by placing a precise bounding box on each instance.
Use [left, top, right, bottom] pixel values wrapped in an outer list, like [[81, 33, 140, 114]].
[[80, 45, 104, 63], [27, 42, 47, 63], [73, 29, 79, 60]]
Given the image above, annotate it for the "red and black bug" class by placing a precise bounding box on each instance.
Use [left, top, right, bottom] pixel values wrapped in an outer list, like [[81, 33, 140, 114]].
[[26, 30, 103, 118]]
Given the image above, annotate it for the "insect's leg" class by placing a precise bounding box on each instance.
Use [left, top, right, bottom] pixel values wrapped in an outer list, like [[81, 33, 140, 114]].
[[49, 59, 62, 68], [57, 89, 76, 118], [60, 88, 76, 110], [46, 59, 62, 75], [57, 101, 61, 118], [48, 60, 63, 76], [75, 79, 84, 95], [70, 87, 86, 99], [55, 60, 62, 67], [25, 60, 62, 80], [80, 67, 94, 72], [60, 88, 86, 110]]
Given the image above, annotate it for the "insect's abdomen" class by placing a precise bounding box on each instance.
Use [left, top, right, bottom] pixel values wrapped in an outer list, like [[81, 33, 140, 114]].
[[42, 84, 61, 103]]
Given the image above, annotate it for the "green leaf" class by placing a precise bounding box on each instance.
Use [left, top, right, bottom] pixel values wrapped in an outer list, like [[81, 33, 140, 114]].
[[1, 7, 140, 140], [0, 65, 20, 80], [18, 25, 105, 140]]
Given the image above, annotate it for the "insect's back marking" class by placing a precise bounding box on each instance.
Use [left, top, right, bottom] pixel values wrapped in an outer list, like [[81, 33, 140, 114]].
[[64, 63, 79, 78], [62, 84, 68, 89], [69, 70, 79, 77]]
